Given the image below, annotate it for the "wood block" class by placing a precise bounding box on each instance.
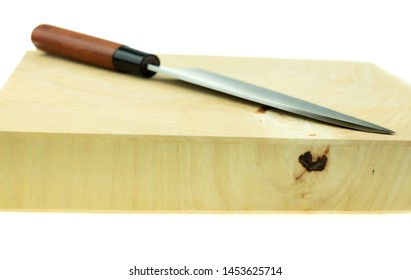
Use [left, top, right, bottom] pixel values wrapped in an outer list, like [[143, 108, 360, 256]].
[[0, 51, 410, 212]]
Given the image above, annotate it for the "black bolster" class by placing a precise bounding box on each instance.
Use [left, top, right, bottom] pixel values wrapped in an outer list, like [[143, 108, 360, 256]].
[[112, 46, 160, 78]]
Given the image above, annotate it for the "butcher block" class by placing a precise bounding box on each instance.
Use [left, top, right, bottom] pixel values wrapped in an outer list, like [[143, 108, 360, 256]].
[[0, 51, 410, 212]]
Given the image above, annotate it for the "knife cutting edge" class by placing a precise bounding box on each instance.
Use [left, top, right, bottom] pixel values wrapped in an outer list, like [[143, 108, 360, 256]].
[[31, 24, 394, 134]]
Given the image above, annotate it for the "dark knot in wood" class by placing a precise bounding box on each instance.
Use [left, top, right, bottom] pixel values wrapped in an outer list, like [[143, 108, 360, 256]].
[[298, 152, 327, 172]]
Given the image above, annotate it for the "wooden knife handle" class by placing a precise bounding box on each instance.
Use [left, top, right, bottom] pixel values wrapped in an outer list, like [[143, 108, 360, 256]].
[[31, 24, 160, 77]]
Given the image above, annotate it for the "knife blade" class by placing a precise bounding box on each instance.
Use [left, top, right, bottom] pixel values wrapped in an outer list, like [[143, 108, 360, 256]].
[[31, 24, 394, 134]]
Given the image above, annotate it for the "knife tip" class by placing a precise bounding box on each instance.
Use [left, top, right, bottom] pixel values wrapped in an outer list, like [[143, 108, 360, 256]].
[[365, 125, 395, 135], [380, 128, 396, 135]]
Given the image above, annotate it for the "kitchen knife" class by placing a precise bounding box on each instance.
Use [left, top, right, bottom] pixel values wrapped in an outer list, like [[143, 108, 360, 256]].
[[31, 24, 394, 134]]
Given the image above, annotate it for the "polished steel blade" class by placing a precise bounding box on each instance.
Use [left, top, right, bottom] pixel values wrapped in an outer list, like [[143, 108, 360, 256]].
[[147, 65, 394, 134]]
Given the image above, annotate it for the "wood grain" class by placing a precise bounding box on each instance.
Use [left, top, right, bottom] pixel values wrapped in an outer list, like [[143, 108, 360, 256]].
[[0, 51, 410, 212]]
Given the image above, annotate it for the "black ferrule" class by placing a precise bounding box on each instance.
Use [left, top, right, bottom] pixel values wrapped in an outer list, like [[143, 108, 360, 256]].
[[112, 46, 160, 77]]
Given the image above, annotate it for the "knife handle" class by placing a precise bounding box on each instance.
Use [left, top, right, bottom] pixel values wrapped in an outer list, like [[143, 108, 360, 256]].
[[31, 24, 160, 77]]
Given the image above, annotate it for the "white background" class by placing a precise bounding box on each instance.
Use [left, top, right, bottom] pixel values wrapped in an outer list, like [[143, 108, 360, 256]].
[[0, 0, 410, 279]]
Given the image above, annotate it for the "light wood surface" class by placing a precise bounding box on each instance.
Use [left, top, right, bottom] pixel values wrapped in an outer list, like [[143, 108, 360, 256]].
[[0, 51, 410, 212]]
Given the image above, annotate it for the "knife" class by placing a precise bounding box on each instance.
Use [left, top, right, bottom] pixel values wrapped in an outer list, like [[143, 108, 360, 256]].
[[31, 24, 394, 134]]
